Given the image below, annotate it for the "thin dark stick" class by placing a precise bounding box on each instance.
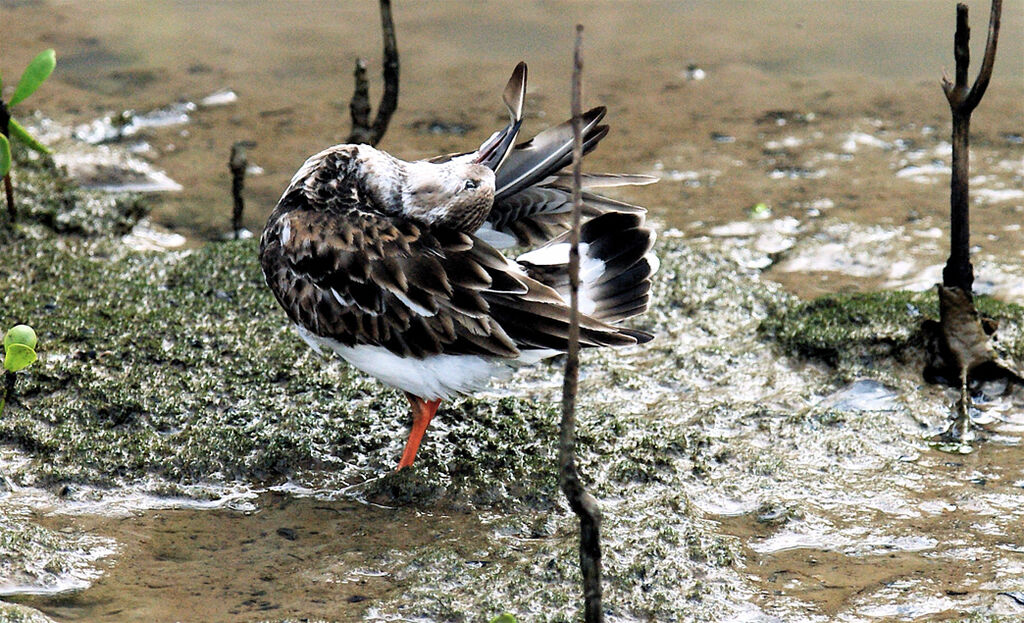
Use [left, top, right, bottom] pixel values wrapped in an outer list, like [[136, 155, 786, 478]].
[[3, 175, 13, 222], [1, 101, 14, 221], [962, 0, 1002, 112], [229, 142, 249, 239], [349, 58, 372, 141], [347, 0, 399, 146], [940, 0, 1002, 295], [0, 371, 14, 414], [560, 24, 604, 623], [369, 0, 399, 145]]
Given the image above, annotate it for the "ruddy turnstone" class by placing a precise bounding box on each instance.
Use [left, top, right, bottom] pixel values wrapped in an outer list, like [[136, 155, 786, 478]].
[[260, 63, 658, 469]]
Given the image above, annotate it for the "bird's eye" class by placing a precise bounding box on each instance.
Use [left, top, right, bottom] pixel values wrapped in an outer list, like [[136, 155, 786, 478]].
[[463, 179, 479, 192]]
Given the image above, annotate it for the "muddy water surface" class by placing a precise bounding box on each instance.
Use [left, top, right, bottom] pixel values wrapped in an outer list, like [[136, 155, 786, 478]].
[[720, 442, 1024, 621], [14, 495, 490, 622], [2, 1, 1024, 622]]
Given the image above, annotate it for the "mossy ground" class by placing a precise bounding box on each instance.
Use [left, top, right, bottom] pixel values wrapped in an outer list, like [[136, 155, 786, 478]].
[[761, 289, 1024, 379], [5, 145, 146, 237], [0, 602, 58, 623], [0, 233, 560, 505]]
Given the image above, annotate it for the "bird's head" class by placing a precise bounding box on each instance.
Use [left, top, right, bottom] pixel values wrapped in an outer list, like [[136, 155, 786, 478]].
[[291, 145, 496, 233], [398, 160, 495, 231]]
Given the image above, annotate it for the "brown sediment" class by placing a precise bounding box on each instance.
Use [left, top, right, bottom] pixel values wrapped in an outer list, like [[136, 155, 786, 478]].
[[3, 1, 1021, 256], [13, 495, 491, 623]]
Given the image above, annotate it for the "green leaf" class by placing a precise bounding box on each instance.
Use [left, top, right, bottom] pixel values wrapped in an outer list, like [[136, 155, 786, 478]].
[[5, 325, 38, 350], [10, 49, 56, 107], [0, 134, 9, 178], [489, 616, 517, 623], [3, 344, 37, 372], [748, 202, 771, 218], [8, 118, 50, 154]]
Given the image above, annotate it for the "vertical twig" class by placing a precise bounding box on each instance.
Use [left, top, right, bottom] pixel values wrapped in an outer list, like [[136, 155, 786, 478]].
[[347, 0, 400, 146], [229, 141, 250, 239], [2, 175, 12, 223], [349, 58, 372, 140], [925, 0, 1004, 440], [0, 372, 14, 415], [370, 0, 399, 144], [940, 0, 1002, 295], [561, 24, 604, 623], [1, 101, 15, 222]]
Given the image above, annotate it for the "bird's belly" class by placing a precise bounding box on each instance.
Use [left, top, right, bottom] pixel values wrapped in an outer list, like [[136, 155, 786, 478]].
[[294, 325, 509, 400]]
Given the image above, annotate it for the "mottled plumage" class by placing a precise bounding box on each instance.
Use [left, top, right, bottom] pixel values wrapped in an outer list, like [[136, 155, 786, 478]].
[[260, 63, 658, 468]]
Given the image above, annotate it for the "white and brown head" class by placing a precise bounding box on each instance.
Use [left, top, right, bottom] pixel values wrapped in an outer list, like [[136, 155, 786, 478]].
[[355, 146, 495, 232], [396, 159, 494, 231]]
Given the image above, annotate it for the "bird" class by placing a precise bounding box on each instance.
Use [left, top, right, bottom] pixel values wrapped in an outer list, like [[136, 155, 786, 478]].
[[259, 62, 658, 470]]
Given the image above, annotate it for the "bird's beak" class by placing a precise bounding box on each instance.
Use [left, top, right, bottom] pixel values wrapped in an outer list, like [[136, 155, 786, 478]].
[[472, 119, 523, 170]]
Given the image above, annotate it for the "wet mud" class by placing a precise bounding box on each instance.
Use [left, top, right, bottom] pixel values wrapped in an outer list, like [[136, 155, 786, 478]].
[[12, 495, 491, 622]]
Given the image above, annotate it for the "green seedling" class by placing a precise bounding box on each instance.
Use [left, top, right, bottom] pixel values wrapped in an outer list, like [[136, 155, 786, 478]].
[[489, 616, 517, 623], [1, 324, 38, 414], [748, 202, 771, 219], [4, 324, 38, 372], [1, 49, 57, 222]]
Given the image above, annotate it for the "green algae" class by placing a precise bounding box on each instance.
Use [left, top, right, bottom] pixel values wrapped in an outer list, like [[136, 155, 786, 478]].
[[761, 289, 1024, 378], [0, 234, 560, 502]]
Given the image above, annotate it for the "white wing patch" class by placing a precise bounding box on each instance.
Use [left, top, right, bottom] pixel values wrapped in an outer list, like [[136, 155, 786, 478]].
[[517, 241, 577, 265], [279, 215, 292, 246], [517, 242, 606, 315]]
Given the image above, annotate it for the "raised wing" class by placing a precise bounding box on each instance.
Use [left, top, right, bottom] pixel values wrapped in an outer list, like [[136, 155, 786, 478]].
[[429, 62, 527, 169]]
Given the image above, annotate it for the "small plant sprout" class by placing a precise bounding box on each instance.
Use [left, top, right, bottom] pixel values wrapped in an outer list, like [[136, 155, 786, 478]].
[[4, 324, 38, 373], [1, 49, 57, 222], [1, 324, 38, 415], [489, 615, 517, 623]]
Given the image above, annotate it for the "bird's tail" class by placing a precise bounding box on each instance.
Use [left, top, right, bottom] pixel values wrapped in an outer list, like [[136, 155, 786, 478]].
[[516, 211, 658, 334]]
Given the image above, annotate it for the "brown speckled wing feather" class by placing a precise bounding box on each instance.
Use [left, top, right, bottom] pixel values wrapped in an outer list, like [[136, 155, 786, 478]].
[[261, 190, 642, 359], [260, 201, 643, 358]]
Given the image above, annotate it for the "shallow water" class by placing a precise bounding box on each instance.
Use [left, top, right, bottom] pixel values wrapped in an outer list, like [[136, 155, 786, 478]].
[[11, 494, 492, 622], [7, 1, 1023, 247], [3, 1, 1024, 622]]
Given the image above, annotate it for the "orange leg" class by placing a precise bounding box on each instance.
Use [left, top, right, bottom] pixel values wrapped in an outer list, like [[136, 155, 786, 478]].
[[397, 392, 442, 470]]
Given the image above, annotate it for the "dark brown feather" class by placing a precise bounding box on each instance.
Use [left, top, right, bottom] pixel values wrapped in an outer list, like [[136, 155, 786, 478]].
[[259, 144, 649, 362]]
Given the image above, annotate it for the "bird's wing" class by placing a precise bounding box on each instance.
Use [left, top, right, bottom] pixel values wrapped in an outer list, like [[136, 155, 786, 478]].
[[480, 107, 657, 247], [472, 61, 527, 170], [260, 200, 643, 360], [486, 185, 648, 248], [492, 106, 608, 199]]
